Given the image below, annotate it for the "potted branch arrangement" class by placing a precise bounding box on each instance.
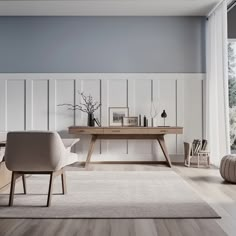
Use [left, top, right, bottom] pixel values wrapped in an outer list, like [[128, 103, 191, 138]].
[[58, 91, 101, 127]]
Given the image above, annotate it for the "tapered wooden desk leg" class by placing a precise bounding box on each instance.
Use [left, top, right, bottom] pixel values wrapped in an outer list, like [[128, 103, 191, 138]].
[[157, 135, 172, 167], [85, 135, 97, 169]]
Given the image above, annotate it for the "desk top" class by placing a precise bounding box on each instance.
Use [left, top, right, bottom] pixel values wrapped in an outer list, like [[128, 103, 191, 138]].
[[69, 126, 183, 135]]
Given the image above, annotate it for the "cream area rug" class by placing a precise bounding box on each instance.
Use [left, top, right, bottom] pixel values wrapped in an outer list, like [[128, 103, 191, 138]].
[[0, 171, 220, 219]]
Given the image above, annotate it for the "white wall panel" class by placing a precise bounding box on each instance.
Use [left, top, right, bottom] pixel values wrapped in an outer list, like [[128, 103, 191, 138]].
[[75, 79, 101, 158], [128, 79, 152, 158], [7, 80, 25, 131], [182, 79, 203, 142], [0, 80, 7, 131], [106, 79, 128, 157], [100, 79, 109, 156], [153, 79, 176, 159], [56, 80, 75, 135], [0, 73, 205, 162], [177, 80, 185, 154], [76, 79, 101, 126], [48, 79, 56, 131], [25, 80, 33, 130], [32, 80, 48, 130]]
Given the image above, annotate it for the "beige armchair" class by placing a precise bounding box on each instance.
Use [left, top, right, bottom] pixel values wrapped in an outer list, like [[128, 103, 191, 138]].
[[4, 131, 79, 207], [0, 132, 7, 162]]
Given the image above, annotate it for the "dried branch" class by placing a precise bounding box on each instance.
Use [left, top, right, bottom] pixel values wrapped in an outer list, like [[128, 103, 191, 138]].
[[57, 91, 101, 114]]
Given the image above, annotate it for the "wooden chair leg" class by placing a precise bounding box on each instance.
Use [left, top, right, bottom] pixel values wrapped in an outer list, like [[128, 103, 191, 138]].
[[9, 172, 17, 206], [61, 169, 67, 195], [47, 172, 55, 207], [22, 174, 26, 194]]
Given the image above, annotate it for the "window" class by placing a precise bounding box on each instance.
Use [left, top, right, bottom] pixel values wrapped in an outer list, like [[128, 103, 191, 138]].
[[228, 41, 236, 153]]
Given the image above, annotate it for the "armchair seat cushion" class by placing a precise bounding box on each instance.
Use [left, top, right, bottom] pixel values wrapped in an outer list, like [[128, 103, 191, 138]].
[[57, 152, 78, 170], [62, 139, 80, 152]]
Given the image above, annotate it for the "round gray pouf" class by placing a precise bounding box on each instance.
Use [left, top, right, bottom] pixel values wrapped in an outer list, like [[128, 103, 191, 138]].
[[220, 155, 236, 183]]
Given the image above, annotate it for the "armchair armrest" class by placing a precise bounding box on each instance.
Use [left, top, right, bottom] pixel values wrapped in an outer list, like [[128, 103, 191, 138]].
[[62, 139, 80, 152]]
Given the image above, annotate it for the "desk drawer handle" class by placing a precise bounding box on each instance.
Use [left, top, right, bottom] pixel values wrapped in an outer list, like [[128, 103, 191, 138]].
[[160, 130, 167, 133], [79, 130, 85, 132], [112, 130, 120, 133]]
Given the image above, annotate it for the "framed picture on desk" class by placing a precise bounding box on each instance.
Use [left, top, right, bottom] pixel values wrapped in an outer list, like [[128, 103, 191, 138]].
[[109, 107, 129, 126], [122, 117, 138, 127]]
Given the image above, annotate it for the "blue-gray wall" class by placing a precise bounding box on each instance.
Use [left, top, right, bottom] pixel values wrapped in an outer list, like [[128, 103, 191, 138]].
[[0, 16, 206, 73]]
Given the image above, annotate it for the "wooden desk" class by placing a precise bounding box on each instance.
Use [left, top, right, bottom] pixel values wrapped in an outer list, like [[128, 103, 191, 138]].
[[69, 126, 183, 168]]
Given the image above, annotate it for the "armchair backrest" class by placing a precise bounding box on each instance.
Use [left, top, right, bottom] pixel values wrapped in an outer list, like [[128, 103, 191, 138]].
[[5, 131, 66, 172]]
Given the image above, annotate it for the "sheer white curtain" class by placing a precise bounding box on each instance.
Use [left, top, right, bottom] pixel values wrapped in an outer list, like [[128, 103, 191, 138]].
[[206, 0, 230, 166]]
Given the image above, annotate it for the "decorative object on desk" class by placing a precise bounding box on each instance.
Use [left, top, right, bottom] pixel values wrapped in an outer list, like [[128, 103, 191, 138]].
[[88, 113, 95, 127], [143, 116, 147, 127], [122, 117, 138, 127], [150, 101, 159, 127], [57, 91, 101, 127], [109, 107, 129, 127], [161, 110, 167, 126], [94, 118, 101, 127], [139, 114, 142, 126]]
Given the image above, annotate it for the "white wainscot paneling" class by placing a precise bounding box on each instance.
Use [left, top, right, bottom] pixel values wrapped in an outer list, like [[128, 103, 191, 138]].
[[56, 80, 75, 137], [75, 79, 101, 160], [181, 79, 203, 143], [32, 80, 49, 130], [0, 73, 205, 162], [153, 79, 177, 160], [101, 79, 128, 160], [0, 80, 7, 131], [7, 80, 25, 131], [128, 79, 153, 160], [176, 78, 203, 156]]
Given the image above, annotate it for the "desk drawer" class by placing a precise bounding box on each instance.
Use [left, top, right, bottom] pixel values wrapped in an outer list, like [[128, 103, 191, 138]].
[[69, 128, 103, 135], [147, 128, 183, 134], [147, 129, 169, 134], [103, 128, 147, 134]]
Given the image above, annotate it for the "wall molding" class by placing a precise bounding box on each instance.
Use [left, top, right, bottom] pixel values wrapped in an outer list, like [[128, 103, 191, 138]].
[[0, 73, 205, 161], [0, 73, 205, 80]]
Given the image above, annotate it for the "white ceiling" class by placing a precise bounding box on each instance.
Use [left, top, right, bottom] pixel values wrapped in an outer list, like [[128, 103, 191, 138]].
[[0, 0, 222, 16]]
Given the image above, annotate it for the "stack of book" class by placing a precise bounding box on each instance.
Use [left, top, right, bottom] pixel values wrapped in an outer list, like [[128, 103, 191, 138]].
[[201, 139, 208, 151], [190, 139, 208, 156]]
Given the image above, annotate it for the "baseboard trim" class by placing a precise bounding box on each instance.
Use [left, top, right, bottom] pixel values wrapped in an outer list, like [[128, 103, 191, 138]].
[[77, 161, 182, 165]]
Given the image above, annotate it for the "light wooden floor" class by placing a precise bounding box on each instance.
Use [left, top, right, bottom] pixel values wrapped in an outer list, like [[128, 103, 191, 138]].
[[0, 163, 234, 236]]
